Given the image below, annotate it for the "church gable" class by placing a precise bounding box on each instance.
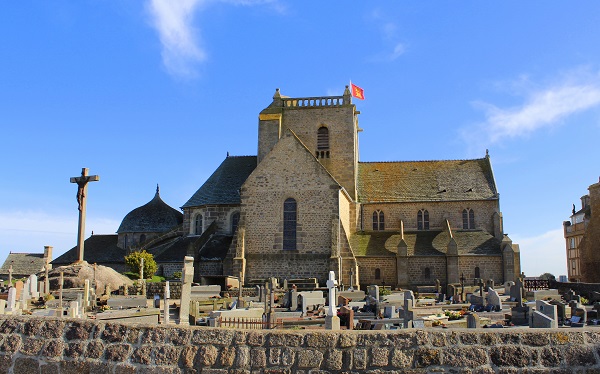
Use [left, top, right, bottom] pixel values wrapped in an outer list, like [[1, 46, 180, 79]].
[[240, 129, 342, 281]]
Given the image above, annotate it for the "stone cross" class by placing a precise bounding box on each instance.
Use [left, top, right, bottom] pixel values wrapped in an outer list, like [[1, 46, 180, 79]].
[[8, 265, 12, 285], [326, 271, 338, 317], [70, 168, 100, 263], [44, 264, 49, 295], [140, 257, 144, 280], [59, 271, 64, 313]]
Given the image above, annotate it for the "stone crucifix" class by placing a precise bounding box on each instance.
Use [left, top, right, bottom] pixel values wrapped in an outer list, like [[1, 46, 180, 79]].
[[70, 168, 100, 263]]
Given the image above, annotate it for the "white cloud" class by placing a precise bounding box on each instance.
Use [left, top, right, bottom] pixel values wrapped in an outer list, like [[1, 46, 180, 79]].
[[366, 9, 406, 63], [466, 69, 600, 145], [0, 211, 120, 261], [147, 0, 207, 79], [512, 229, 567, 278], [146, 0, 281, 79]]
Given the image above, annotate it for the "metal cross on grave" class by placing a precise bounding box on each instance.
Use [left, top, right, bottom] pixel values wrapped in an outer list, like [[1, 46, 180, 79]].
[[70, 168, 100, 263]]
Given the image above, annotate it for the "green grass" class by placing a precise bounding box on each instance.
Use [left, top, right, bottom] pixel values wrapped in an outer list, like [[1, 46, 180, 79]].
[[122, 272, 165, 282]]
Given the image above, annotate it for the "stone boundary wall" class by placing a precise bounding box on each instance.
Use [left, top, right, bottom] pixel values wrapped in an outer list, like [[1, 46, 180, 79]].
[[549, 279, 600, 300], [1, 316, 600, 373]]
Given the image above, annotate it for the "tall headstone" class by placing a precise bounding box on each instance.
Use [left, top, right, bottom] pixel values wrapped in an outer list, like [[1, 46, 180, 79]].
[[29, 274, 40, 300], [6, 288, 17, 313], [163, 281, 170, 324], [14, 281, 23, 300], [325, 271, 340, 330], [179, 256, 194, 325], [467, 313, 480, 328], [486, 288, 502, 311], [403, 298, 414, 328], [70, 168, 100, 263], [368, 285, 380, 300], [84, 279, 90, 310]]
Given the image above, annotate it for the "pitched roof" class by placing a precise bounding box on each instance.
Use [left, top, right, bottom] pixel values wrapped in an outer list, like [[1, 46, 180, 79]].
[[182, 156, 257, 208], [148, 234, 232, 262], [117, 188, 183, 233], [357, 157, 497, 203], [0, 253, 47, 277], [350, 230, 502, 257], [52, 234, 126, 265]]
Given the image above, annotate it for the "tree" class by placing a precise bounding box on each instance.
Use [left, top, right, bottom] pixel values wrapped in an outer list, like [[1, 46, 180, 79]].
[[124, 250, 157, 279], [539, 273, 555, 281]]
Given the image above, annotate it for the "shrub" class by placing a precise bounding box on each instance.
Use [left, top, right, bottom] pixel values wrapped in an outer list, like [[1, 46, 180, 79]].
[[124, 250, 157, 280]]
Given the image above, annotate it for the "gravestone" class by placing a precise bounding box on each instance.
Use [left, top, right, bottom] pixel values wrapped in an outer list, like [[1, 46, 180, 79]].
[[384, 305, 399, 318], [6, 289, 16, 313], [325, 271, 340, 330], [0, 300, 5, 315], [84, 279, 90, 310], [530, 300, 558, 328], [107, 295, 147, 309], [470, 294, 484, 306], [289, 289, 298, 311], [485, 279, 494, 292], [14, 281, 23, 300], [368, 285, 379, 300], [467, 313, 480, 328], [179, 256, 194, 326], [163, 281, 170, 324], [28, 274, 39, 300], [435, 279, 441, 294], [403, 298, 414, 328], [486, 288, 502, 311]]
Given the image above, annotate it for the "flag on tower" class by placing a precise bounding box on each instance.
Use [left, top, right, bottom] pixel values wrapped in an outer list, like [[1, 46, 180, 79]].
[[350, 82, 364, 100]]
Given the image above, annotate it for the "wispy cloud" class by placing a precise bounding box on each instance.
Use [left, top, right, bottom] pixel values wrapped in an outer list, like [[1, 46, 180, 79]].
[[367, 9, 406, 62], [464, 68, 600, 145], [146, 0, 281, 79], [147, 0, 207, 79]]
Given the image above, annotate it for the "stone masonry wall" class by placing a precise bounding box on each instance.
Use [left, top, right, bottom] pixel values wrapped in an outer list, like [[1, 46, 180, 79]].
[[183, 205, 240, 237], [361, 200, 499, 234], [458, 256, 504, 284], [1, 316, 600, 373]]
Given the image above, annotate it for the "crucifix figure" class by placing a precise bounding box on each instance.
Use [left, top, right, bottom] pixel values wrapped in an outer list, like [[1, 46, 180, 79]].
[[70, 168, 100, 263]]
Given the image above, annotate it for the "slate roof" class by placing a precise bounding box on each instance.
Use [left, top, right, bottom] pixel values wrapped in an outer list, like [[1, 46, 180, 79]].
[[357, 158, 497, 203], [0, 253, 47, 277], [149, 235, 232, 262], [52, 234, 126, 265], [350, 230, 502, 257], [182, 156, 257, 208], [117, 188, 183, 233]]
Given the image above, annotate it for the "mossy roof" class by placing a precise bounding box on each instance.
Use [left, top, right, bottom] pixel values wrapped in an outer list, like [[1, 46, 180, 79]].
[[117, 190, 183, 234], [357, 158, 497, 203], [0, 253, 46, 277], [350, 230, 502, 257], [182, 156, 257, 208]]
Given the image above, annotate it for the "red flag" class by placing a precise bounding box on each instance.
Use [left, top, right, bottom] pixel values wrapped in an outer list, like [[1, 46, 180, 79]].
[[351, 83, 364, 100]]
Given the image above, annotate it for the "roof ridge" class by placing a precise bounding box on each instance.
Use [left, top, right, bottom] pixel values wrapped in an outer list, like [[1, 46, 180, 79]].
[[359, 158, 486, 164], [226, 155, 257, 159]]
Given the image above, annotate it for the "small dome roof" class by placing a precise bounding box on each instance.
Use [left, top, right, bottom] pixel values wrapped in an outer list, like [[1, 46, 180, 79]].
[[117, 186, 183, 234]]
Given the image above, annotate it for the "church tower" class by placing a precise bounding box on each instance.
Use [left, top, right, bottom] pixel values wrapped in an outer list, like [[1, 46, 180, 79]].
[[257, 86, 360, 200]]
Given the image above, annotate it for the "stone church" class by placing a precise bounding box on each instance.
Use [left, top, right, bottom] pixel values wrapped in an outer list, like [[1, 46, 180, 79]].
[[54, 86, 521, 290]]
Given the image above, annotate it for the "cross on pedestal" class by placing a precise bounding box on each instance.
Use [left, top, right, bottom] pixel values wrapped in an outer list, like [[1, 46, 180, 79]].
[[70, 168, 100, 263], [8, 265, 12, 285]]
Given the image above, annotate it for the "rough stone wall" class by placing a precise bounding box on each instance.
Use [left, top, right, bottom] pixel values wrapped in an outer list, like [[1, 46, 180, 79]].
[[406, 257, 448, 286], [361, 200, 499, 234], [357, 257, 396, 286], [458, 256, 504, 284], [281, 106, 358, 199], [1, 316, 600, 373], [161, 263, 184, 278], [183, 205, 240, 236], [197, 261, 222, 277], [580, 182, 600, 283], [241, 131, 340, 283]]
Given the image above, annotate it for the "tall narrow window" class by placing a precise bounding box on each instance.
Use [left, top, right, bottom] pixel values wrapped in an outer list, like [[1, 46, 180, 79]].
[[231, 212, 240, 234], [417, 209, 429, 230], [140, 234, 146, 243], [316, 126, 330, 158], [375, 268, 381, 280], [424, 267, 431, 279], [474, 266, 481, 279], [463, 208, 475, 229], [283, 198, 297, 250], [195, 214, 203, 235], [372, 210, 385, 231]]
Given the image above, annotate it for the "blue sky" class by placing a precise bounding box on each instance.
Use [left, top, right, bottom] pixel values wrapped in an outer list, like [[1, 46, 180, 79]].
[[1, 1, 599, 277]]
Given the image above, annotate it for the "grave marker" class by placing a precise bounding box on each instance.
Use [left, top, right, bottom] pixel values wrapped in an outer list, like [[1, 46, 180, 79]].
[[70, 168, 100, 263]]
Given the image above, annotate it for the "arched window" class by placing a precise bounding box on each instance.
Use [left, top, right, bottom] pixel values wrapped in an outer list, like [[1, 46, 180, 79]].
[[417, 209, 429, 230], [372, 210, 385, 230], [462, 208, 475, 229], [474, 266, 481, 279], [283, 198, 297, 250], [231, 212, 240, 234], [375, 268, 381, 280], [316, 126, 330, 159], [424, 267, 431, 279], [194, 214, 203, 235], [140, 234, 146, 243]]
